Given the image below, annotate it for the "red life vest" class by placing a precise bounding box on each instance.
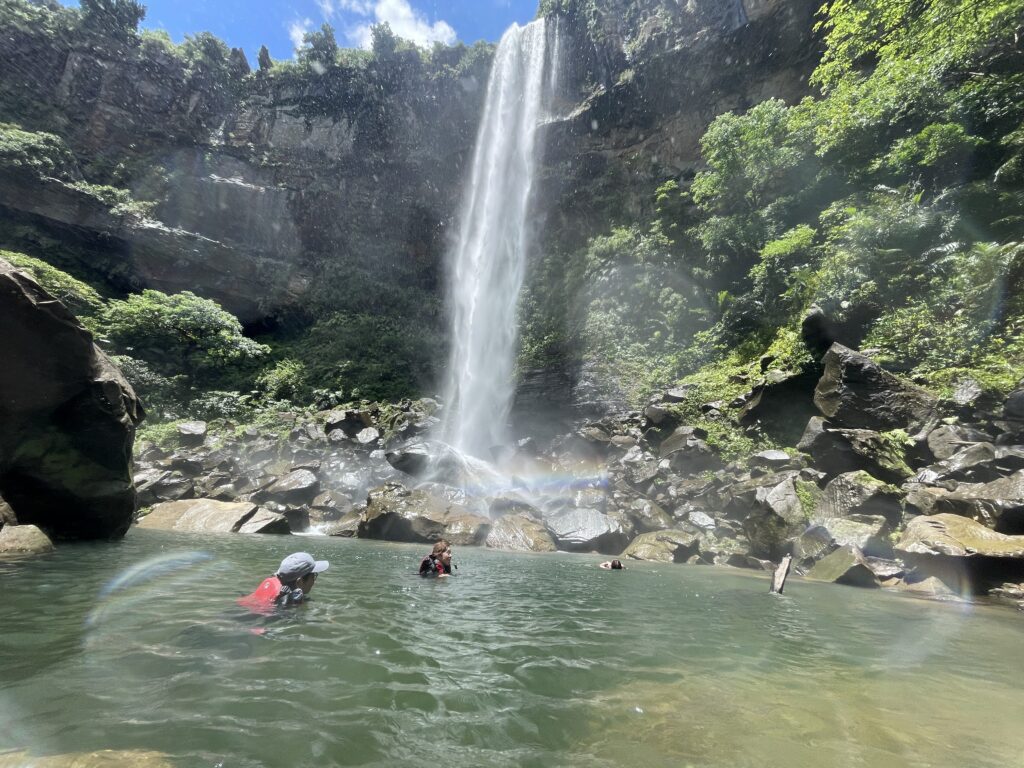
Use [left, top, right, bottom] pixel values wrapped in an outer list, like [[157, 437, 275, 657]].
[[237, 576, 282, 613]]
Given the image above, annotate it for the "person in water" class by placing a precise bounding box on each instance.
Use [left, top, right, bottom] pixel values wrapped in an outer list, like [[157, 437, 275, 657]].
[[238, 552, 329, 610], [419, 539, 454, 577], [599, 559, 624, 570]]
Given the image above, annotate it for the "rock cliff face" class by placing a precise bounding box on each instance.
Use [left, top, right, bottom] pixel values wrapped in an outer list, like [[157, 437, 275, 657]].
[[0, 1, 817, 331], [0, 258, 142, 540], [0, 24, 490, 322], [540, 0, 822, 243]]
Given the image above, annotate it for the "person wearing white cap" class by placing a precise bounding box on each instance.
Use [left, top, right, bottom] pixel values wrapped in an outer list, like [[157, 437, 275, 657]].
[[238, 551, 330, 610]]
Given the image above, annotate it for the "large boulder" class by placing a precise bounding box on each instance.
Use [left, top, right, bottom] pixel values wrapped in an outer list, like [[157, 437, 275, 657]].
[[357, 482, 490, 545], [814, 344, 940, 438], [925, 424, 991, 461], [621, 528, 701, 563], [932, 470, 1024, 533], [137, 499, 289, 534], [485, 514, 557, 552], [0, 259, 143, 540], [736, 368, 821, 445], [0, 524, 55, 554], [720, 472, 810, 558], [815, 471, 903, 525], [257, 469, 320, 505], [797, 417, 913, 482], [545, 507, 629, 553], [805, 545, 880, 588], [896, 514, 1024, 558], [896, 513, 1024, 595]]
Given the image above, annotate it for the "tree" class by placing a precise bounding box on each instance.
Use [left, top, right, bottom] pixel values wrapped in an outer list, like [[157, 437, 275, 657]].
[[100, 290, 268, 379], [299, 23, 338, 70], [258, 44, 272, 72], [79, 0, 145, 39]]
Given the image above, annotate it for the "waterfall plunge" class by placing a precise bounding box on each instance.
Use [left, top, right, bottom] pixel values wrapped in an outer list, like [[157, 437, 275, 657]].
[[438, 19, 559, 460]]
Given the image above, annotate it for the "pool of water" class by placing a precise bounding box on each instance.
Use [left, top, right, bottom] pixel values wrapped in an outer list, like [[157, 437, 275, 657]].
[[1, 530, 1022, 768]]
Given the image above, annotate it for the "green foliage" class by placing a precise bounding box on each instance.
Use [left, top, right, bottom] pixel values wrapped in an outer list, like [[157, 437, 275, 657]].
[[138, 28, 174, 56], [748, 224, 819, 326], [864, 241, 1024, 371], [813, 0, 1022, 92], [110, 354, 182, 419], [0, 123, 77, 179], [136, 420, 185, 449], [257, 45, 272, 71], [573, 224, 715, 405], [877, 123, 984, 179], [100, 290, 268, 378], [812, 187, 951, 328], [289, 312, 443, 401], [255, 358, 308, 401], [0, 249, 104, 322], [298, 23, 340, 69], [79, 0, 146, 39], [68, 180, 155, 218], [690, 100, 817, 280]]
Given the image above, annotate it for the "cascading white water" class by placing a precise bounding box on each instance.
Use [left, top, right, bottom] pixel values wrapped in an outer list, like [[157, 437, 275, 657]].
[[438, 19, 559, 460]]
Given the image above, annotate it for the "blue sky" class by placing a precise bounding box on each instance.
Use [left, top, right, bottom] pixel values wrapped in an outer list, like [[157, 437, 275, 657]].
[[62, 0, 540, 63]]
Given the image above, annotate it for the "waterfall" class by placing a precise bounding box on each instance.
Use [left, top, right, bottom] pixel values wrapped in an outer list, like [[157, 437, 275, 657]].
[[438, 19, 559, 460]]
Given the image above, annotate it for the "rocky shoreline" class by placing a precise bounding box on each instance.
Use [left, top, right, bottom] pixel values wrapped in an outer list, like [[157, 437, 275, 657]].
[[1, 258, 1022, 612], [118, 342, 1024, 612]]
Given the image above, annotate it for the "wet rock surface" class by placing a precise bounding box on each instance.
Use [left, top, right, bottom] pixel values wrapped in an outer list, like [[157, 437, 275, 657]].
[[124, 339, 1024, 607], [0, 258, 142, 541], [138, 499, 288, 534]]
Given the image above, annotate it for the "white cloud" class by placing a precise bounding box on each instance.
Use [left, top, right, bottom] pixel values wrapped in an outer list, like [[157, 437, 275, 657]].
[[288, 18, 315, 52], [338, 0, 375, 12], [340, 0, 457, 49]]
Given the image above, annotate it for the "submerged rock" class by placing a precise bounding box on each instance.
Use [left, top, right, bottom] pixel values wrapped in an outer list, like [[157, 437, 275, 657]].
[[0, 750, 175, 768]]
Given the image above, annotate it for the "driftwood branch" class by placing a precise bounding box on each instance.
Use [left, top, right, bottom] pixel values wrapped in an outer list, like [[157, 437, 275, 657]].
[[770, 554, 792, 594]]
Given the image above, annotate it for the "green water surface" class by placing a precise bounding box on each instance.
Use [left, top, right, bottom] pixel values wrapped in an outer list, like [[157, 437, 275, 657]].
[[1, 530, 1022, 768]]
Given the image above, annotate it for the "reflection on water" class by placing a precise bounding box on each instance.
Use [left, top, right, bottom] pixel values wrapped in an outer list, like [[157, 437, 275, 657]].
[[0, 530, 1022, 768]]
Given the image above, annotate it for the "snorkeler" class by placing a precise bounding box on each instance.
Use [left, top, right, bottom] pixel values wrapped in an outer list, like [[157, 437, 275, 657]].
[[238, 552, 329, 610], [419, 540, 454, 577], [599, 559, 624, 570]]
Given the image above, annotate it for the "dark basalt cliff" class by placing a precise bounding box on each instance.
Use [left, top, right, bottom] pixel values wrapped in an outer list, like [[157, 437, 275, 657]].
[[0, 258, 142, 540], [0, 0, 819, 327], [0, 25, 490, 322], [541, 0, 822, 243]]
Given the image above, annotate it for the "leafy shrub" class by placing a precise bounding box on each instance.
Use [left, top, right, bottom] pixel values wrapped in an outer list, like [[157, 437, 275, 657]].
[[0, 123, 77, 179], [110, 354, 182, 419], [0, 249, 104, 322], [292, 311, 444, 401], [100, 290, 269, 379], [255, 358, 308, 400]]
